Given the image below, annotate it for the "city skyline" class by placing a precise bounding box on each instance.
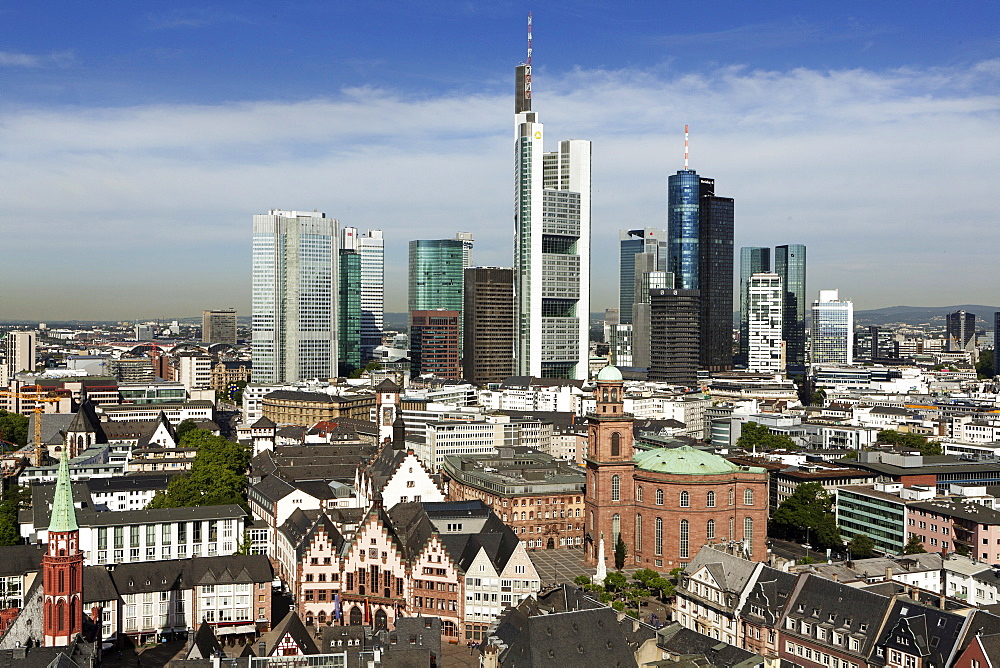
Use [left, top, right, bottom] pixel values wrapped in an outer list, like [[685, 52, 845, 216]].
[[1, 2, 998, 319]]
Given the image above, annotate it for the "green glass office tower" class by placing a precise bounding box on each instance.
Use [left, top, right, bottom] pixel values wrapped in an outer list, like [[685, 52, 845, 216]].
[[409, 238, 466, 352], [775, 244, 807, 367], [339, 247, 361, 373], [739, 247, 771, 367]]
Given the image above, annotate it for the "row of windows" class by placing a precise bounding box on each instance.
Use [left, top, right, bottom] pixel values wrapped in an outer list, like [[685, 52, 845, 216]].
[[611, 479, 755, 507]]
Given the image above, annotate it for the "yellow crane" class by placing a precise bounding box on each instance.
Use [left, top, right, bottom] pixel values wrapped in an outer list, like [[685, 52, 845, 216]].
[[0, 387, 65, 466]]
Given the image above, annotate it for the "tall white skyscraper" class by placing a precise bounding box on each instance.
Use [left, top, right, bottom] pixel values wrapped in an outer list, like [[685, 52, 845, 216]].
[[747, 273, 784, 374], [456, 232, 474, 269], [343, 228, 385, 360], [5, 330, 36, 379], [252, 210, 339, 384], [811, 289, 854, 365], [513, 63, 591, 380]]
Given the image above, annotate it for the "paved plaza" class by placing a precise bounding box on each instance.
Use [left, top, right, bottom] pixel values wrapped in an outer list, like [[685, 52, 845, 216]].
[[527, 546, 595, 587]]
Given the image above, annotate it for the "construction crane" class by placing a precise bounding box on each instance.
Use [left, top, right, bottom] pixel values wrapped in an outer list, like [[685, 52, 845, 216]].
[[0, 387, 64, 466]]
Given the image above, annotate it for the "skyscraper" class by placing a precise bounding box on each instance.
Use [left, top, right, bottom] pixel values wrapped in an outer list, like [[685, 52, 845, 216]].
[[409, 238, 466, 314], [619, 228, 667, 325], [5, 330, 36, 378], [648, 287, 701, 386], [410, 310, 461, 380], [775, 244, 807, 367], [339, 227, 362, 373], [463, 267, 515, 384], [201, 309, 237, 346], [946, 310, 977, 352], [357, 230, 385, 362], [456, 231, 475, 268], [810, 290, 853, 365], [667, 132, 734, 372], [514, 60, 591, 380], [746, 273, 783, 374], [739, 247, 771, 366], [252, 210, 339, 384]]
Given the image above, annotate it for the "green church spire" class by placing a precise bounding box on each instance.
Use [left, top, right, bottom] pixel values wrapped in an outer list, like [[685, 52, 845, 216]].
[[48, 448, 78, 533]]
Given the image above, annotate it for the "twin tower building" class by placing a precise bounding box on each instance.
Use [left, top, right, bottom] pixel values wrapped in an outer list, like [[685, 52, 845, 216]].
[[251, 60, 736, 384]]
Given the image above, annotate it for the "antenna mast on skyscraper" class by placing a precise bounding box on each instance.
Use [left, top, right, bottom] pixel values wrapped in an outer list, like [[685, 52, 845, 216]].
[[527, 12, 533, 66], [684, 124, 689, 170]]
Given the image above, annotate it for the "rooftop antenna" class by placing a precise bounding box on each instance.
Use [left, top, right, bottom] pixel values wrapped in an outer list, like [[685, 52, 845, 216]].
[[684, 124, 690, 170], [527, 12, 533, 66]]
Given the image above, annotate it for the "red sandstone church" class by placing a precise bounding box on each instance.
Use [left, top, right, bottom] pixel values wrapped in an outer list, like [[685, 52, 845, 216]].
[[584, 366, 769, 570]]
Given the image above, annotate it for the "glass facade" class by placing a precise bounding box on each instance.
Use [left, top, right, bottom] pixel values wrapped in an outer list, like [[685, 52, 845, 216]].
[[619, 228, 667, 325], [338, 249, 361, 372], [667, 170, 702, 291], [408, 239, 465, 353], [811, 290, 853, 364], [697, 183, 735, 371], [775, 244, 807, 366], [739, 247, 771, 366]]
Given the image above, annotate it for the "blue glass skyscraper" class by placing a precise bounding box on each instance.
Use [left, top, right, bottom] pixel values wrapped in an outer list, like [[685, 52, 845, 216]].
[[667, 170, 703, 290]]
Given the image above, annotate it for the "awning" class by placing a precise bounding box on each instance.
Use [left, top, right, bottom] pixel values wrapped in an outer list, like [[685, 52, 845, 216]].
[[216, 625, 256, 635]]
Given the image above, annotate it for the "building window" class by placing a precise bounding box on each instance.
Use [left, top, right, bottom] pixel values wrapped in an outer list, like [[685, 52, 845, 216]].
[[707, 519, 715, 540], [611, 432, 620, 457], [680, 520, 689, 559], [636, 515, 642, 551], [680, 491, 690, 508], [744, 489, 754, 506], [655, 489, 663, 506], [636, 486, 643, 502], [612, 514, 620, 544], [706, 491, 715, 508], [655, 518, 663, 556], [611, 475, 620, 502], [744, 517, 754, 555], [728, 488, 735, 506]]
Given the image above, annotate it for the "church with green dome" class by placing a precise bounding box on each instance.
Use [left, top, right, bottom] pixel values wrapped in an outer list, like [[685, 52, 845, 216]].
[[584, 366, 769, 570]]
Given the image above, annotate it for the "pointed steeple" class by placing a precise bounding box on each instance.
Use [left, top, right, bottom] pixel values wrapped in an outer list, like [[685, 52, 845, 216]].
[[49, 448, 78, 533]]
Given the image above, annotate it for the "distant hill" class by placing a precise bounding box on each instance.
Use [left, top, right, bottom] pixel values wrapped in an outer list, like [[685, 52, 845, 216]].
[[854, 305, 1000, 327]]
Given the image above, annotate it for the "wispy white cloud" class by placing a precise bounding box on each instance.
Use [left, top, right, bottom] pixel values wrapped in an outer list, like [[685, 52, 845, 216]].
[[0, 50, 74, 68], [0, 60, 998, 319]]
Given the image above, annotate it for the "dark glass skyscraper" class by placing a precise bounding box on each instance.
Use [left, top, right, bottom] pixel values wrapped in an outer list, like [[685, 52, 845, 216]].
[[338, 248, 361, 373], [739, 247, 771, 367], [619, 228, 666, 325], [668, 171, 734, 372], [775, 244, 807, 367]]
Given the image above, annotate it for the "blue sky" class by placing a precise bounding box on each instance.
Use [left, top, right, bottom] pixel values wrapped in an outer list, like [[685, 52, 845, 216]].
[[1, 1, 998, 319]]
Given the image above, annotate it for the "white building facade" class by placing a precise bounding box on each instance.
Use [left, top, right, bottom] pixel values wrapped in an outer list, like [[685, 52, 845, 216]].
[[252, 210, 339, 384], [810, 289, 854, 365]]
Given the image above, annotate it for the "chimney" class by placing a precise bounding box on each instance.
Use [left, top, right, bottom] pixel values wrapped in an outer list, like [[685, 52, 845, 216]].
[[885, 567, 893, 581], [831, 573, 838, 582], [258, 641, 267, 656]]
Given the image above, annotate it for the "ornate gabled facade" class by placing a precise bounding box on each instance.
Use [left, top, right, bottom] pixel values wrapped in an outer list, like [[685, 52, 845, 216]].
[[355, 417, 443, 510], [338, 507, 410, 630], [43, 449, 83, 647]]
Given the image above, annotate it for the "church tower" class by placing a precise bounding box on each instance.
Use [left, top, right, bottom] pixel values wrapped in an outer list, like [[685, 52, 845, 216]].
[[584, 365, 636, 565], [375, 378, 400, 444], [43, 448, 83, 646]]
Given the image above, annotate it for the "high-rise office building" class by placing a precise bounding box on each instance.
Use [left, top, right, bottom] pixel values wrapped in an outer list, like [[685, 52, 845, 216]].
[[5, 330, 36, 378], [810, 290, 853, 365], [946, 310, 977, 352], [463, 267, 515, 385], [667, 136, 734, 372], [994, 313, 1000, 378], [775, 244, 807, 367], [201, 309, 237, 346], [619, 228, 667, 325], [356, 230, 385, 361], [648, 288, 700, 386], [739, 247, 771, 367], [746, 273, 783, 374], [252, 210, 339, 384], [854, 326, 899, 362], [514, 60, 591, 380], [410, 310, 462, 380], [409, 239, 465, 314], [339, 227, 362, 373], [631, 260, 672, 370], [456, 232, 475, 269]]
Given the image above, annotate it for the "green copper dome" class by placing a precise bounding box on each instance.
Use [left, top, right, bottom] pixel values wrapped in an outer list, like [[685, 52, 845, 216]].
[[596, 365, 623, 382], [49, 448, 78, 533], [634, 445, 757, 475]]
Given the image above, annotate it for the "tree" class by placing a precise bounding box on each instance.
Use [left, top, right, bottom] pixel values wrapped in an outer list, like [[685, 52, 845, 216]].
[[604, 571, 627, 592], [848, 534, 876, 559], [147, 429, 251, 510], [977, 349, 995, 379], [176, 419, 198, 442], [235, 531, 253, 555], [614, 534, 628, 570], [0, 411, 29, 447], [0, 486, 31, 546], [903, 535, 927, 555], [877, 430, 942, 456], [736, 422, 799, 451], [573, 575, 591, 587], [770, 482, 841, 548]]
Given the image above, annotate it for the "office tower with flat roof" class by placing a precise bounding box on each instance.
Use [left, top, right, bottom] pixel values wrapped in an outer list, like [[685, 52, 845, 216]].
[[5, 330, 36, 378], [747, 273, 784, 374], [410, 310, 462, 380], [409, 238, 465, 314], [202, 309, 237, 346], [619, 228, 667, 325], [648, 288, 700, 386], [356, 229, 385, 361], [631, 259, 672, 370], [667, 137, 734, 372], [252, 210, 339, 384], [339, 227, 362, 373], [854, 326, 899, 362], [456, 232, 475, 268], [946, 310, 977, 352], [463, 267, 515, 385], [775, 244, 807, 367], [739, 247, 771, 367], [514, 58, 591, 380], [810, 290, 853, 365]]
